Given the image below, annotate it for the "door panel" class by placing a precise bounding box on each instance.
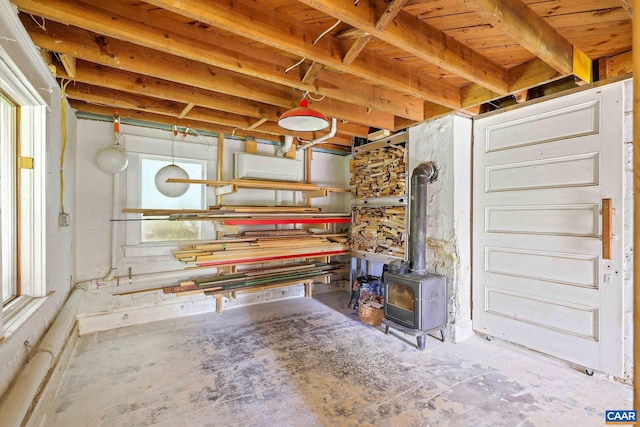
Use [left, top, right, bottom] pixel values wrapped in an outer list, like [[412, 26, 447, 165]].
[[473, 84, 624, 376]]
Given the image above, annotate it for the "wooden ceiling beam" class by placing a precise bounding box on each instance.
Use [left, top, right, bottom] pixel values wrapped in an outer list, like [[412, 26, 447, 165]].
[[57, 61, 283, 121], [65, 83, 357, 141], [64, 82, 366, 139], [57, 61, 393, 131], [620, 0, 632, 18], [20, 18, 377, 132], [14, 0, 408, 124], [298, 0, 508, 94], [461, 0, 593, 83], [144, 0, 461, 108], [84, 0, 424, 122], [460, 59, 563, 109], [67, 100, 288, 145], [597, 50, 633, 79], [69, 100, 274, 141], [343, 0, 408, 65]]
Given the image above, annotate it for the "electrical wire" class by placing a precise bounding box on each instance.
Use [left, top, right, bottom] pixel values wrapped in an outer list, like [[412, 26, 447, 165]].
[[284, 19, 341, 74], [313, 19, 341, 45], [284, 57, 306, 74], [304, 91, 325, 102], [30, 14, 47, 32]]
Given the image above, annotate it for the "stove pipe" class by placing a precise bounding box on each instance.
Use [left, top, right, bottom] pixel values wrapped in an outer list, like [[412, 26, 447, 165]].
[[409, 162, 438, 273]]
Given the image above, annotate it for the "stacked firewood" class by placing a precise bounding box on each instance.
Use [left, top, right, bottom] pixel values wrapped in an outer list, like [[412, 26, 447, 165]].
[[350, 206, 405, 257], [350, 145, 406, 199]]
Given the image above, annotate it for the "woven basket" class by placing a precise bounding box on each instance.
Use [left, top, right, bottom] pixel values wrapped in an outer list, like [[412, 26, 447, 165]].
[[358, 301, 384, 326]]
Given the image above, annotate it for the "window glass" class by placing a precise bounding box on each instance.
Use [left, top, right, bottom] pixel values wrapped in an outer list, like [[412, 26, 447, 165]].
[[1, 93, 17, 304], [140, 157, 204, 242]]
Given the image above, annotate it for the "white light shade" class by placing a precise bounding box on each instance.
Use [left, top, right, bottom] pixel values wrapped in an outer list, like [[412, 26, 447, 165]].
[[155, 164, 189, 197], [96, 145, 128, 173]]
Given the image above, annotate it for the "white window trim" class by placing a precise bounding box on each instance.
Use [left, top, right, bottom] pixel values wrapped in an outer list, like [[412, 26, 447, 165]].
[[0, 45, 48, 336], [1, 93, 17, 305], [121, 134, 217, 258]]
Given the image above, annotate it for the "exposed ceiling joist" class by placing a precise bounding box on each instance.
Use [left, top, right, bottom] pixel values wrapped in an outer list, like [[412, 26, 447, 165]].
[[14, 0, 402, 126], [10, 0, 630, 150], [299, 0, 509, 94], [144, 0, 462, 109], [461, 0, 593, 83], [343, 0, 408, 65]]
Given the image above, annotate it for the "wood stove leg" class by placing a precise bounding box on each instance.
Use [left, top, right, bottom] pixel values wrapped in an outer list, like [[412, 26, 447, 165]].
[[417, 335, 426, 351]]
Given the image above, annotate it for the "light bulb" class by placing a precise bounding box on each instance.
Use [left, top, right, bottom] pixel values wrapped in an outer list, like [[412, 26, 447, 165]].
[[155, 164, 189, 197], [96, 145, 128, 173]]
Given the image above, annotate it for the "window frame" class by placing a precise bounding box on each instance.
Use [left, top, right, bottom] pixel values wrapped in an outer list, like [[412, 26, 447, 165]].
[[1, 92, 18, 305], [0, 46, 48, 335], [122, 134, 217, 258]]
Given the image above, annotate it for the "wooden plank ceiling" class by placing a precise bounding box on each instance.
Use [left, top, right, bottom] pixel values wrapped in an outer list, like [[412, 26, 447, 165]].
[[13, 0, 632, 151]]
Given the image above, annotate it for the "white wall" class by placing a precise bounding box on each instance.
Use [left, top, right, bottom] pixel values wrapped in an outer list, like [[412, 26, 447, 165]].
[[408, 114, 473, 343], [75, 121, 350, 284], [0, 0, 76, 396]]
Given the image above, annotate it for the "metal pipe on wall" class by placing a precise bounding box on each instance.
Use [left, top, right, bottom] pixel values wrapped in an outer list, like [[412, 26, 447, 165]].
[[100, 172, 120, 281], [409, 162, 438, 274]]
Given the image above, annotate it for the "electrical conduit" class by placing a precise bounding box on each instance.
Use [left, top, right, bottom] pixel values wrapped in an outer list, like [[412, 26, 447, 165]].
[[297, 118, 337, 151]]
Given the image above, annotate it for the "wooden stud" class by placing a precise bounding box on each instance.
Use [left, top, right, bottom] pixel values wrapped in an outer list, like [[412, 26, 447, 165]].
[[301, 62, 324, 85], [247, 118, 268, 130], [216, 133, 225, 206], [59, 53, 76, 78], [343, 35, 372, 66], [244, 139, 258, 153], [285, 143, 297, 159], [178, 102, 196, 119]]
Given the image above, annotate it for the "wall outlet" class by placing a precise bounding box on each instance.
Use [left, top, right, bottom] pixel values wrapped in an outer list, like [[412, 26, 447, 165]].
[[59, 212, 70, 227]]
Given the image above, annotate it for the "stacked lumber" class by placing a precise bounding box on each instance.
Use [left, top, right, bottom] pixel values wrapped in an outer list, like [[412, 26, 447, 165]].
[[163, 261, 347, 296], [166, 177, 350, 193], [350, 145, 406, 199], [123, 206, 322, 216], [351, 206, 405, 257], [173, 235, 349, 268], [207, 205, 321, 213]]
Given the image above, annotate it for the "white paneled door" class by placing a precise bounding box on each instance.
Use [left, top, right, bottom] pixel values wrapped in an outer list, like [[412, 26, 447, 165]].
[[472, 84, 624, 376]]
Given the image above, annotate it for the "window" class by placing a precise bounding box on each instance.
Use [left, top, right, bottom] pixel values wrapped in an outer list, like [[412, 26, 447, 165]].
[[1, 92, 17, 304], [0, 47, 48, 335], [123, 134, 217, 257], [140, 157, 204, 242]]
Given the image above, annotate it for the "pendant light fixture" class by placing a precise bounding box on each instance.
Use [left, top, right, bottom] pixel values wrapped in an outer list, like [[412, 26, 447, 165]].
[[155, 124, 189, 197], [278, 98, 329, 132], [95, 109, 128, 173]]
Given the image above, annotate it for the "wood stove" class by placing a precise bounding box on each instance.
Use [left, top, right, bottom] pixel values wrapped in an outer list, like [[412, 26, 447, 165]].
[[383, 271, 447, 349], [382, 162, 447, 349]]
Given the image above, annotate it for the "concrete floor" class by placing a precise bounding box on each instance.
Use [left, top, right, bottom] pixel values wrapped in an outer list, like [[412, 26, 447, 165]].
[[44, 291, 631, 426]]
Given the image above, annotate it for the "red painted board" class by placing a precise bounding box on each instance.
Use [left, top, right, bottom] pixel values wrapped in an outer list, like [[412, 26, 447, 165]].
[[223, 218, 350, 225]]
